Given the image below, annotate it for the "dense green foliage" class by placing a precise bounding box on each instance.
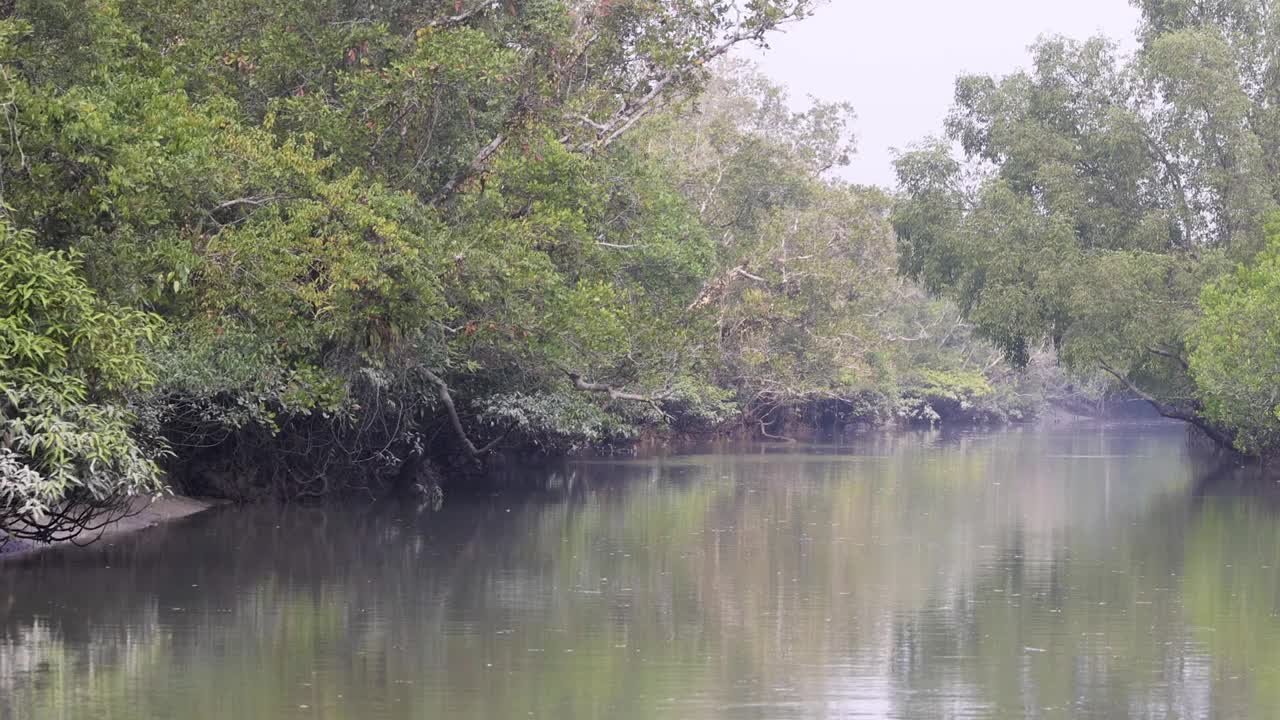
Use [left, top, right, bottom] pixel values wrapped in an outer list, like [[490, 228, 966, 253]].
[[9, 0, 1280, 546], [0, 222, 165, 544], [0, 0, 1040, 541], [1191, 220, 1280, 456], [893, 0, 1280, 457]]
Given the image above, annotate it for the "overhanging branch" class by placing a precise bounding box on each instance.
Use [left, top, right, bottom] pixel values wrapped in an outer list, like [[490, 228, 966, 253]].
[[567, 371, 671, 403], [431, 7, 810, 204], [1099, 363, 1237, 451], [578, 27, 773, 155], [1145, 346, 1190, 372], [419, 368, 510, 460]]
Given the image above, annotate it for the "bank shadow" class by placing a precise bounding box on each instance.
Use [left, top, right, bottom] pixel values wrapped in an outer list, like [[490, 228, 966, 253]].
[[1187, 456, 1278, 509]]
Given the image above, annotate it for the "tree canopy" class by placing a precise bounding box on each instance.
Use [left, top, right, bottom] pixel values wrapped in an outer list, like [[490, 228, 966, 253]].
[[0, 0, 1046, 543], [893, 2, 1280, 456]]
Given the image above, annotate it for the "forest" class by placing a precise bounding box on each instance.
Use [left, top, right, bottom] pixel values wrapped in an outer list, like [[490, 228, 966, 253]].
[[2, 0, 1280, 545]]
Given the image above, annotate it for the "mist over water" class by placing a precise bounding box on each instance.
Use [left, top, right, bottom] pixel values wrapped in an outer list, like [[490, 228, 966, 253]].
[[3, 424, 1277, 719]]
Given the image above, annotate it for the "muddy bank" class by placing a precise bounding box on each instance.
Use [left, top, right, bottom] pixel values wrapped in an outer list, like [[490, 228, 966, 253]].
[[0, 495, 225, 560]]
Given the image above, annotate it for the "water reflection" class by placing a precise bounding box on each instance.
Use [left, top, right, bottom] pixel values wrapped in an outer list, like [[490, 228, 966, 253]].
[[2, 425, 1277, 719]]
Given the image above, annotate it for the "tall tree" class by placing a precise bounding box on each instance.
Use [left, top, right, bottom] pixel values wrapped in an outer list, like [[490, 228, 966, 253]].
[[893, 21, 1280, 451]]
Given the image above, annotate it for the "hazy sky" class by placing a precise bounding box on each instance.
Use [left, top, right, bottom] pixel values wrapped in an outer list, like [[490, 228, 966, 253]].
[[746, 0, 1142, 188]]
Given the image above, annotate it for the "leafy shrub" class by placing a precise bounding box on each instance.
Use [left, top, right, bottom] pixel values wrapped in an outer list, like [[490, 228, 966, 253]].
[[0, 224, 166, 545], [897, 369, 1031, 426]]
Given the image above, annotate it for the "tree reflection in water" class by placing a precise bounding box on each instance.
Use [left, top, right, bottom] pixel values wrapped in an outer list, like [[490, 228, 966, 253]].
[[2, 425, 1276, 719]]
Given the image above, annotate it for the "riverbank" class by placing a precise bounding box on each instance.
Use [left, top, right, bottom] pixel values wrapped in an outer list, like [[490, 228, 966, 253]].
[[0, 495, 225, 560]]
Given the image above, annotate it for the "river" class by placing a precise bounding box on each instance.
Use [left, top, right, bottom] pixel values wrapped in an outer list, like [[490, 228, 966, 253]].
[[2, 424, 1278, 719]]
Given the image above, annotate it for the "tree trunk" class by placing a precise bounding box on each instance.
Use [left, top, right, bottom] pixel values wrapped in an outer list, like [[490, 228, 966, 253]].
[[1100, 364, 1240, 454]]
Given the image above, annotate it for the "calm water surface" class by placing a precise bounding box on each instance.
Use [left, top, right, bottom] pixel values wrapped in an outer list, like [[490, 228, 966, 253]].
[[4, 425, 1280, 719]]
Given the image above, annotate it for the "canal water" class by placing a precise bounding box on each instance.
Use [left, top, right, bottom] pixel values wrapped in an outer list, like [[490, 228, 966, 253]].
[[3, 424, 1278, 719]]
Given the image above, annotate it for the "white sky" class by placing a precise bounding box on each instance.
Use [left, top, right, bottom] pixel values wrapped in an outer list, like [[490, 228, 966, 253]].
[[746, 0, 1142, 188]]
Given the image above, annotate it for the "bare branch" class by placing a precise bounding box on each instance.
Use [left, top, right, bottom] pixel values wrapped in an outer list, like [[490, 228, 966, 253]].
[[567, 371, 671, 403], [1145, 346, 1191, 372], [687, 265, 767, 311], [580, 12, 812, 155], [425, 0, 504, 30], [568, 113, 610, 132], [210, 196, 285, 212], [427, 5, 811, 204], [429, 132, 507, 205], [758, 419, 798, 443], [419, 368, 489, 461]]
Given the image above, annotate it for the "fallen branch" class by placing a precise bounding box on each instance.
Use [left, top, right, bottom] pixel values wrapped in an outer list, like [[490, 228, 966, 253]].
[[568, 113, 609, 132]]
